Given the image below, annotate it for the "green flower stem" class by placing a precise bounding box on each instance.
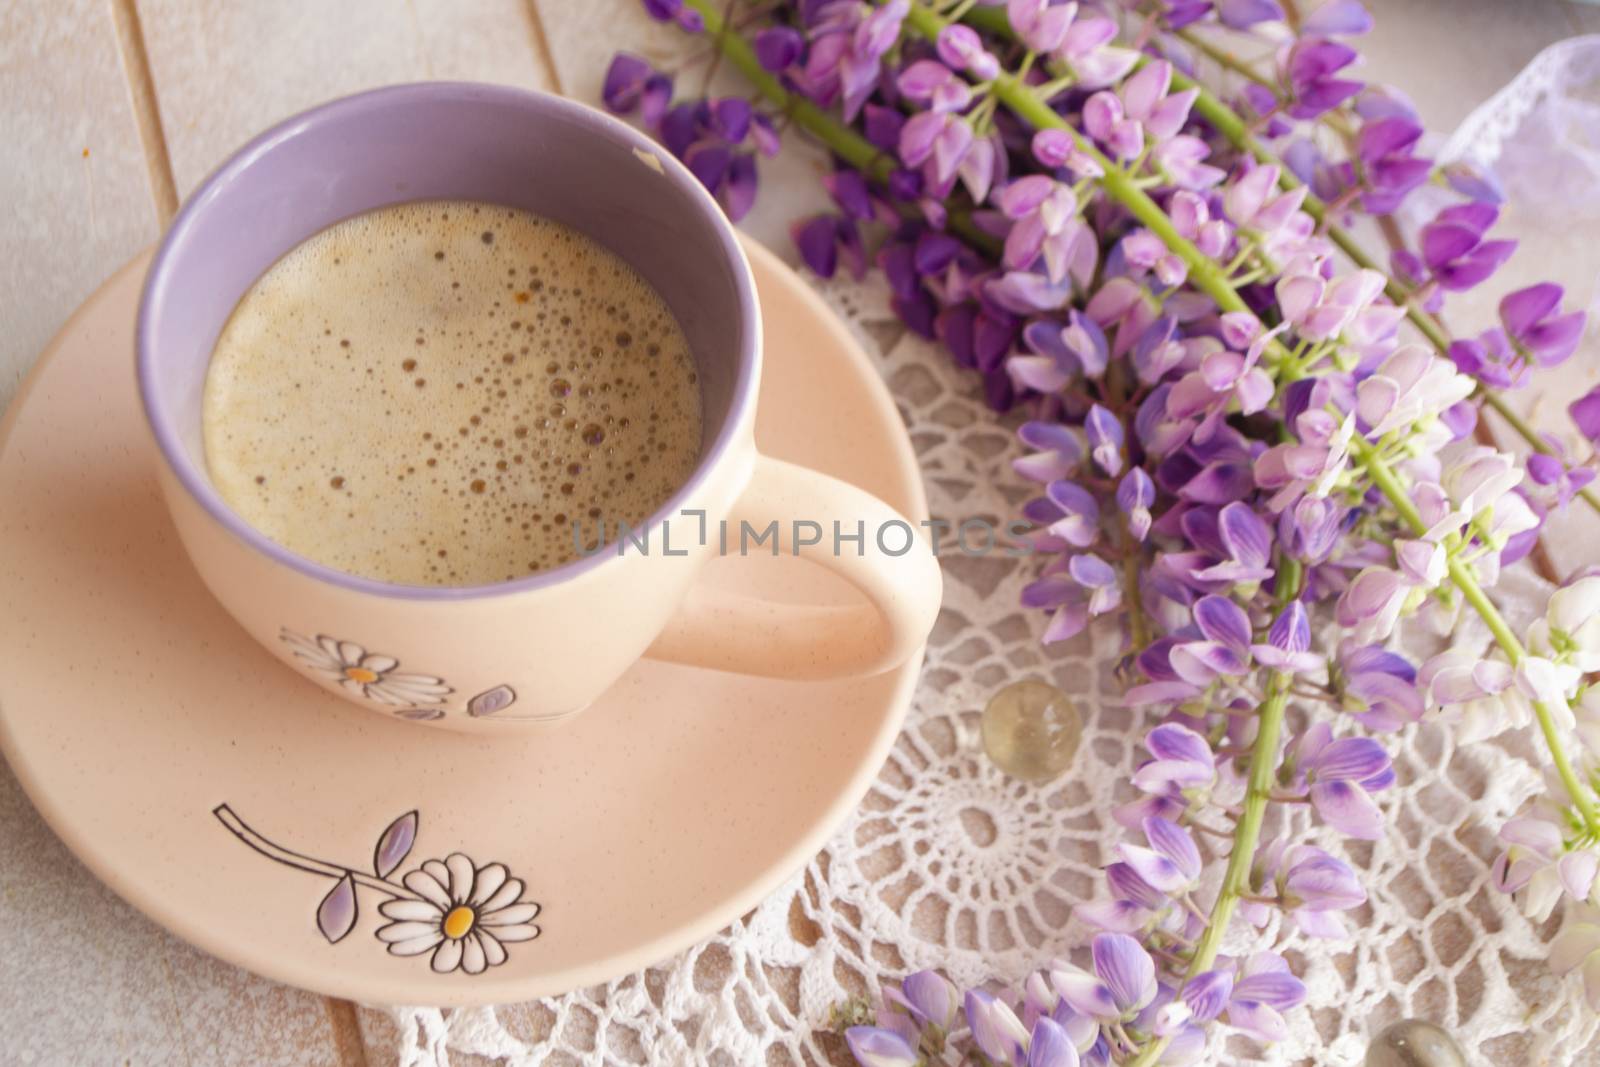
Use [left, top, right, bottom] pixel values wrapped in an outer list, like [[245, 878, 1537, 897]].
[[1353, 437, 1600, 831], [682, 0, 1000, 254], [1126, 564, 1302, 1067]]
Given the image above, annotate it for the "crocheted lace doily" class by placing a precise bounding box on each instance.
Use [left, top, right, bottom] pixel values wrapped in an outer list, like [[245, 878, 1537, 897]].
[[374, 267, 1596, 1064], [376, 37, 1600, 1067]]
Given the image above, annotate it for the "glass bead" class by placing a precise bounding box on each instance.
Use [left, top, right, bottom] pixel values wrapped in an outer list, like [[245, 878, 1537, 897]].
[[981, 680, 1082, 782], [1364, 1020, 1467, 1067]]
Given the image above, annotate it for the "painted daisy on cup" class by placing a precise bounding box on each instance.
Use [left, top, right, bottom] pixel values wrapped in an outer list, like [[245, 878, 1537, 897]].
[[280, 628, 453, 707], [376, 854, 542, 974]]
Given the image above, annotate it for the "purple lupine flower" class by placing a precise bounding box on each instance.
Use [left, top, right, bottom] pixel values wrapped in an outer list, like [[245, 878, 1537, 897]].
[[1181, 970, 1234, 1022], [898, 59, 973, 114], [801, 0, 908, 120], [1349, 115, 1430, 213], [1031, 129, 1103, 177], [1222, 164, 1309, 249], [1448, 327, 1526, 390], [899, 111, 997, 203], [1043, 479, 1100, 546], [1169, 595, 1253, 685], [1355, 343, 1475, 439], [1014, 422, 1085, 483], [657, 98, 771, 220], [1417, 203, 1516, 292], [936, 24, 1000, 79], [844, 1026, 919, 1067], [1244, 841, 1367, 937], [1007, 0, 1076, 53], [1119, 817, 1202, 894], [1194, 502, 1274, 584], [1118, 469, 1156, 541], [1290, 723, 1392, 839], [642, 0, 703, 30], [1282, 38, 1363, 119], [1333, 642, 1422, 731], [1252, 601, 1322, 672], [1070, 552, 1121, 616], [1499, 283, 1587, 367], [1224, 953, 1309, 1040], [885, 969, 960, 1030], [754, 26, 804, 71], [1168, 190, 1233, 259], [997, 176, 1089, 285], [1086, 404, 1124, 476], [1076, 859, 1169, 932], [1082, 61, 1196, 162], [1052, 934, 1159, 1022], [965, 990, 1030, 1063], [1012, 311, 1110, 392], [791, 215, 866, 279], [1572, 385, 1600, 446], [1130, 723, 1216, 797], [601, 54, 673, 126], [1056, 12, 1139, 88], [1027, 1017, 1081, 1067], [1217, 0, 1285, 28], [1526, 444, 1597, 510], [1277, 267, 1398, 344]]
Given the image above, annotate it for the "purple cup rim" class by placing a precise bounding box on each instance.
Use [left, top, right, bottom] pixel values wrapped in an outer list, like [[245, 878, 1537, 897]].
[[136, 82, 759, 602]]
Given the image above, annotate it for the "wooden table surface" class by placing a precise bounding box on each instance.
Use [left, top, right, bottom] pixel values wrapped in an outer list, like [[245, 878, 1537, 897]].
[[3, 2, 1599, 1063]]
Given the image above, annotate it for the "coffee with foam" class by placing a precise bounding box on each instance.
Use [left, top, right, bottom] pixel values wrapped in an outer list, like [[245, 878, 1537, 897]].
[[202, 201, 703, 586]]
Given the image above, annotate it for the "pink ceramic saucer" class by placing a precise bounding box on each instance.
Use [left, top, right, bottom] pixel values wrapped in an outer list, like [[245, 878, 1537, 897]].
[[0, 237, 927, 1007]]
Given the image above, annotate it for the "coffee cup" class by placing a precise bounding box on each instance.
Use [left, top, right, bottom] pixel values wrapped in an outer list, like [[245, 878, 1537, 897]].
[[137, 83, 942, 730]]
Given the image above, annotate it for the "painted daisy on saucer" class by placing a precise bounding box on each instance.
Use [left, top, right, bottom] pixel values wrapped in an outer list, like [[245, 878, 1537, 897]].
[[280, 627, 452, 707], [215, 806, 542, 975], [376, 854, 542, 974]]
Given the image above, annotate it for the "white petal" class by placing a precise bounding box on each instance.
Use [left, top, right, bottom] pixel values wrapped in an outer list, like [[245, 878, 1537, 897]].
[[431, 938, 464, 974], [470, 864, 508, 906], [317, 635, 347, 663], [460, 934, 488, 975], [380, 674, 454, 700], [376, 920, 442, 943], [479, 932, 508, 967], [480, 903, 540, 926], [379, 899, 443, 923], [1551, 923, 1600, 974], [364, 684, 414, 707], [282, 631, 339, 669], [478, 877, 525, 913], [337, 641, 367, 666], [489, 923, 540, 943], [387, 933, 444, 957], [340, 677, 367, 696], [361, 654, 399, 673], [405, 868, 452, 909], [445, 853, 477, 904]]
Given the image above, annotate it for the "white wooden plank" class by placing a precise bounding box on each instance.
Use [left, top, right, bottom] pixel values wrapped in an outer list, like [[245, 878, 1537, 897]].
[[135, 0, 559, 199], [0, 762, 347, 1065], [0, 0, 160, 410]]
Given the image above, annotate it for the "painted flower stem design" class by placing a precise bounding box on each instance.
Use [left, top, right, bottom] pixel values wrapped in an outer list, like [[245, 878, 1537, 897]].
[[214, 804, 541, 975]]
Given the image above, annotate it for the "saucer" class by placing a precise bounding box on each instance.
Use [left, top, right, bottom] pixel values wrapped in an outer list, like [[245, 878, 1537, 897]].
[[0, 237, 927, 1007]]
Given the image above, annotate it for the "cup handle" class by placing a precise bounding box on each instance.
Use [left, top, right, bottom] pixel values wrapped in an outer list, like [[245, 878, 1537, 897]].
[[645, 453, 943, 680]]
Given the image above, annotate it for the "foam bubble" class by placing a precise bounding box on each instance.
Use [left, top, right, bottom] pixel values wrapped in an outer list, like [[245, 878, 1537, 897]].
[[203, 201, 702, 586]]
